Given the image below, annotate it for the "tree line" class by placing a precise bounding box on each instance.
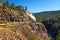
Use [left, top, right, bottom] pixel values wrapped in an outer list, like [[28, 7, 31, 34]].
[[0, 0, 27, 11]]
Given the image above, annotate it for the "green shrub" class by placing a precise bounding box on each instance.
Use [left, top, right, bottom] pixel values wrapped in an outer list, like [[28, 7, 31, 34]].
[[56, 34, 60, 40]]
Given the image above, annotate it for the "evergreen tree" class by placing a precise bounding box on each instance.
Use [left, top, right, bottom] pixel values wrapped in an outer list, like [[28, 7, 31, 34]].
[[0, 0, 2, 3], [16, 6, 22, 10], [25, 6, 27, 11], [10, 3, 16, 10], [0, 0, 2, 9], [3, 0, 9, 9]]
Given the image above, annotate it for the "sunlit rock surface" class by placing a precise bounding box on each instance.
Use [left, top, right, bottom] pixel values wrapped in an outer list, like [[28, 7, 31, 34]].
[[0, 9, 51, 40]]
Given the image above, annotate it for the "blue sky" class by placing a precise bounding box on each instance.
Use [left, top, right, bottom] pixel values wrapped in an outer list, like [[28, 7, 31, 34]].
[[2, 0, 60, 13]]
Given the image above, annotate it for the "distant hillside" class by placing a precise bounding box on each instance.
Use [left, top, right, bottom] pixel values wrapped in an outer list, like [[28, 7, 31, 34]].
[[34, 10, 60, 40], [34, 10, 60, 14], [34, 10, 60, 22]]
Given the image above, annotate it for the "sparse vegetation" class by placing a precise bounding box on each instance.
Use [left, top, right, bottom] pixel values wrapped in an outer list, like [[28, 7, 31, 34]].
[[0, 22, 25, 28], [0, 0, 51, 40], [56, 34, 60, 40], [1, 0, 27, 11]]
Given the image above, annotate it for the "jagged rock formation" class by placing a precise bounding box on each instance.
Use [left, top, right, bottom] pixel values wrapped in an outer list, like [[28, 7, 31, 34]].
[[0, 9, 51, 40]]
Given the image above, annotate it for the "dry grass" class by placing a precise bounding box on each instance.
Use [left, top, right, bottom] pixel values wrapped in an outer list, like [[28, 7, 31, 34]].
[[0, 22, 26, 28]]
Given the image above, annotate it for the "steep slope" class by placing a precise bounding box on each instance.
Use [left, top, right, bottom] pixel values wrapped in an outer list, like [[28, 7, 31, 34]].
[[0, 9, 51, 40], [0, 29, 27, 40]]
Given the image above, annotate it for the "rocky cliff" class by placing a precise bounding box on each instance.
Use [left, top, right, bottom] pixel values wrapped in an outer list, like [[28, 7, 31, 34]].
[[0, 9, 51, 40]]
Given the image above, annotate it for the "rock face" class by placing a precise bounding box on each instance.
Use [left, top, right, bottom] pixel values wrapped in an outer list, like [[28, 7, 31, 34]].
[[0, 9, 31, 22], [0, 9, 51, 40], [10, 22, 50, 40]]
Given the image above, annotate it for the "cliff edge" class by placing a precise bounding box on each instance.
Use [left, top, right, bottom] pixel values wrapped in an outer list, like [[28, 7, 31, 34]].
[[0, 9, 51, 40]]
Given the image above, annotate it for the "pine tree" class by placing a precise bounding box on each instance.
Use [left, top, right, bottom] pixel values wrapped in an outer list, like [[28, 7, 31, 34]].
[[25, 6, 27, 11], [10, 3, 16, 10], [0, 0, 2, 3], [0, 0, 2, 9], [3, 0, 9, 9]]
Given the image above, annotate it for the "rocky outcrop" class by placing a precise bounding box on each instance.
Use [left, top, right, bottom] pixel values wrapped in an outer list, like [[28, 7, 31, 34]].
[[0, 9, 51, 40], [10, 22, 50, 40], [0, 9, 36, 22]]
